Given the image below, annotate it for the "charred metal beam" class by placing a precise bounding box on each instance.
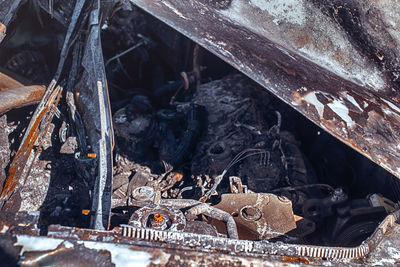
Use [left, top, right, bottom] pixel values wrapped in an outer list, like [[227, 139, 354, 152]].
[[130, 0, 400, 179], [76, 1, 114, 230]]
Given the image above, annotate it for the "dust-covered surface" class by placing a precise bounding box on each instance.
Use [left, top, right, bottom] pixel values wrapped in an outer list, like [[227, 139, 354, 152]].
[[366, 223, 400, 266], [219, 0, 385, 90]]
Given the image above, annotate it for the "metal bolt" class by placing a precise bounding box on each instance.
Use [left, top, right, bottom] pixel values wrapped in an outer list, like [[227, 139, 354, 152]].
[[150, 213, 168, 230], [278, 195, 291, 203], [154, 213, 163, 223]]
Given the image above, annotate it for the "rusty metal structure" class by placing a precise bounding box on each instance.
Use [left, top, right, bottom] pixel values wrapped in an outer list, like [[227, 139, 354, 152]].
[[0, 73, 45, 114], [2, 0, 400, 266]]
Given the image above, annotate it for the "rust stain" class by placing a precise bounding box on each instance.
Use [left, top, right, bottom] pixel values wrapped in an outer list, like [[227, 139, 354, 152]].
[[252, 53, 268, 63], [0, 72, 23, 91], [154, 213, 164, 223], [0, 85, 46, 114], [1, 105, 49, 201], [283, 256, 310, 264], [214, 193, 296, 240], [0, 86, 62, 207], [274, 61, 296, 77], [289, 26, 313, 48]]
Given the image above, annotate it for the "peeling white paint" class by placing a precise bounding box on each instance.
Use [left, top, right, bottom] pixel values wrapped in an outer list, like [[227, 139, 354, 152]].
[[0, 225, 9, 233], [219, 0, 386, 91], [327, 99, 355, 128], [298, 46, 385, 91], [382, 99, 400, 114], [303, 91, 325, 117], [300, 90, 357, 128], [15, 236, 64, 255], [64, 241, 74, 249], [341, 92, 363, 111], [81, 241, 152, 267]]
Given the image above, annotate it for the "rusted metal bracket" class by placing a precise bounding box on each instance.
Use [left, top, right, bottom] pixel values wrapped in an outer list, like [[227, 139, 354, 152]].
[[0, 72, 45, 114], [130, 0, 400, 179], [214, 193, 297, 240]]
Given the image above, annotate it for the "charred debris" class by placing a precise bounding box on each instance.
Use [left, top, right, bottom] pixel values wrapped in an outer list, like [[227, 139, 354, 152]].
[[1, 0, 400, 262]]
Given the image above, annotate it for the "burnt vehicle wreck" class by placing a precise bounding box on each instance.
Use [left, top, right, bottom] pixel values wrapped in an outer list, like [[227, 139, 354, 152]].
[[1, 0, 400, 266]]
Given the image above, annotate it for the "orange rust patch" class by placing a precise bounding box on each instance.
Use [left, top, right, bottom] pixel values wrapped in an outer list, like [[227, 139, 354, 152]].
[[283, 256, 310, 264], [154, 213, 164, 223], [0, 85, 45, 114], [1, 106, 49, 199], [0, 72, 23, 91], [292, 90, 304, 105]]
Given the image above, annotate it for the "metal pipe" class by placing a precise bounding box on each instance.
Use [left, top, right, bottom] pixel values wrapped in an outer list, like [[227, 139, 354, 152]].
[[185, 202, 239, 239], [161, 198, 200, 208], [161, 199, 238, 238]]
